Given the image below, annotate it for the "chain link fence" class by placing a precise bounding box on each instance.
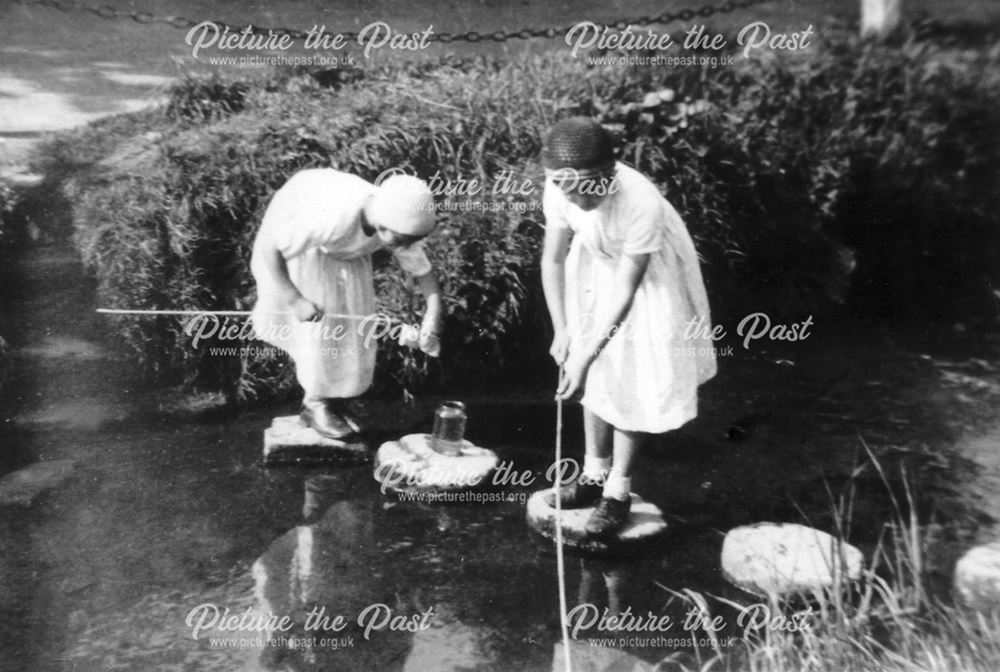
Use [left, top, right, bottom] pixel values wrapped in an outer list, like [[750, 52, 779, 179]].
[[12, 0, 774, 43]]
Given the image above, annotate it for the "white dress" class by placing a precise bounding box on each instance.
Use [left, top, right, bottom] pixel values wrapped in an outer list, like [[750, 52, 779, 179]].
[[250, 169, 432, 398], [543, 163, 717, 433]]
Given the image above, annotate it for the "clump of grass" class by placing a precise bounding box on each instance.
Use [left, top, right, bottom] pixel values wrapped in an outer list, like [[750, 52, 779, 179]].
[[0, 180, 20, 250], [660, 442, 1000, 672], [164, 73, 250, 124]]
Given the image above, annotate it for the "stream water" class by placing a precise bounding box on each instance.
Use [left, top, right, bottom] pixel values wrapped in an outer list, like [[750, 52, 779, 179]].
[[1, 239, 999, 671]]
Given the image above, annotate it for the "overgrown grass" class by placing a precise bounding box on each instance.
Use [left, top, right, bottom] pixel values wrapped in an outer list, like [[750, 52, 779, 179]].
[[0, 181, 20, 250], [660, 444, 1000, 672], [0, 181, 22, 389], [33, 27, 1000, 399]]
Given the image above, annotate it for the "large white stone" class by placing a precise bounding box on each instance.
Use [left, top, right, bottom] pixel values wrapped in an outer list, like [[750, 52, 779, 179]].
[[263, 415, 369, 466], [526, 490, 667, 556], [374, 433, 499, 494], [721, 523, 863, 598], [0, 460, 75, 506], [955, 542, 1000, 612]]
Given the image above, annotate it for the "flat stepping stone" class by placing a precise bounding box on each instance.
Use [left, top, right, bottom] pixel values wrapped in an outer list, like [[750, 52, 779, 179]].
[[955, 542, 1000, 612], [721, 522, 863, 598], [0, 460, 75, 507], [263, 415, 369, 466], [374, 433, 498, 494], [526, 490, 667, 556]]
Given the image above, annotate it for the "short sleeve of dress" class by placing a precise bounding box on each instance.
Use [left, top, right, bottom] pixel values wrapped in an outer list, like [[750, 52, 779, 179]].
[[256, 179, 307, 259], [621, 181, 667, 255], [393, 243, 433, 277], [256, 170, 352, 260], [623, 211, 664, 255]]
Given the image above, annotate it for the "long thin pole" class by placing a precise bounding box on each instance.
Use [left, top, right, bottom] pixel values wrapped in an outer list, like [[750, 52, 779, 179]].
[[554, 366, 573, 672], [95, 308, 386, 321]]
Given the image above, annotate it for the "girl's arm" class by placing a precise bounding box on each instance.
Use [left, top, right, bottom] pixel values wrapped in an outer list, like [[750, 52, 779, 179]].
[[415, 270, 443, 335], [556, 252, 649, 399], [541, 221, 573, 364], [252, 238, 323, 322]]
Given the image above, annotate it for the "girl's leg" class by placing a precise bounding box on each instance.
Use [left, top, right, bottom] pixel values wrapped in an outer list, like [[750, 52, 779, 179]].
[[585, 427, 647, 536], [546, 408, 611, 508], [582, 409, 613, 483], [604, 428, 647, 501]]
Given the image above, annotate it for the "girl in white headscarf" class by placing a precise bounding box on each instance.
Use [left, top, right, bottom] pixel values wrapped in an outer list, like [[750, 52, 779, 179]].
[[251, 170, 442, 439]]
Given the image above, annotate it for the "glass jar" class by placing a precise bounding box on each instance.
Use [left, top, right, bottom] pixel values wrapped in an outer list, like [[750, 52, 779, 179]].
[[431, 401, 467, 456]]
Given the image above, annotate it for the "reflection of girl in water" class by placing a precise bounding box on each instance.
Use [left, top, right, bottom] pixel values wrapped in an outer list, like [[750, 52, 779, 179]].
[[552, 558, 662, 672], [252, 475, 411, 671], [250, 475, 495, 672]]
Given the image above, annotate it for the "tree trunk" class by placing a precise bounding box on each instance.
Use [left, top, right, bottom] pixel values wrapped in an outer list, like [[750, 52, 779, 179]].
[[860, 0, 902, 40]]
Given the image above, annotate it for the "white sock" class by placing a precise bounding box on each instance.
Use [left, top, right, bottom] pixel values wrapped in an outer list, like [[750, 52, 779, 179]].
[[303, 395, 324, 409], [603, 465, 631, 501], [581, 456, 611, 485]]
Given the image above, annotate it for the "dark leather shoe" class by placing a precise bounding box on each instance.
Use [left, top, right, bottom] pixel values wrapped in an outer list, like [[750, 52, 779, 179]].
[[585, 496, 632, 537], [328, 398, 365, 435], [544, 480, 603, 509], [301, 398, 356, 440]]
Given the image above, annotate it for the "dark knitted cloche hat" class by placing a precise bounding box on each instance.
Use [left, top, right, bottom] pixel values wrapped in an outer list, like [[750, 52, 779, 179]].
[[542, 117, 616, 176]]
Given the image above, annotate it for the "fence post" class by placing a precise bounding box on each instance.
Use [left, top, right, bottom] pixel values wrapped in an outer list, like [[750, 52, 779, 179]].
[[860, 0, 902, 40]]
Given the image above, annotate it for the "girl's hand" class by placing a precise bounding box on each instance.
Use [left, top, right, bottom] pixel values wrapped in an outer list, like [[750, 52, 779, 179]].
[[419, 313, 442, 357], [549, 330, 570, 365], [556, 349, 592, 400], [418, 332, 441, 357], [399, 323, 441, 357], [291, 296, 323, 322], [398, 324, 420, 349]]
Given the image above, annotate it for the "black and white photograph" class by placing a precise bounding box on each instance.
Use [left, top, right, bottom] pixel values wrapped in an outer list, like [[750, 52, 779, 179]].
[[1, 1, 999, 670]]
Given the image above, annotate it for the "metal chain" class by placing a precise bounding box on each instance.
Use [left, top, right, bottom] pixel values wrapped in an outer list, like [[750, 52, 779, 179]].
[[12, 0, 773, 43]]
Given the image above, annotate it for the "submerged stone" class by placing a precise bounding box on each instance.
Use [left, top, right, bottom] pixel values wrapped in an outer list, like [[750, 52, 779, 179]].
[[0, 459, 75, 506], [955, 542, 1000, 612], [374, 433, 499, 494], [156, 390, 230, 418], [526, 490, 667, 556], [263, 415, 369, 466], [552, 640, 655, 672], [721, 522, 863, 598]]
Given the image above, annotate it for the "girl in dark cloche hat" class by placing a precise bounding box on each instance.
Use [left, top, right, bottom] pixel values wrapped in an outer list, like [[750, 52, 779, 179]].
[[540, 117, 717, 537]]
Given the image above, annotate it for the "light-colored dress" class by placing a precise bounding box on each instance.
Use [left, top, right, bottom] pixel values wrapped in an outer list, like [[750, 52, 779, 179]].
[[250, 169, 432, 398], [543, 163, 717, 433]]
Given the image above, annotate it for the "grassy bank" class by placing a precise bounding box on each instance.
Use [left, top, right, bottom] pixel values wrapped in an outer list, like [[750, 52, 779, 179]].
[[32, 28, 1000, 399], [666, 450, 1000, 672]]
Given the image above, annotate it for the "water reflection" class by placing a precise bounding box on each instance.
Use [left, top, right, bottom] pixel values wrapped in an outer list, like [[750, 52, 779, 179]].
[[551, 558, 666, 672], [250, 472, 496, 671], [577, 557, 639, 622]]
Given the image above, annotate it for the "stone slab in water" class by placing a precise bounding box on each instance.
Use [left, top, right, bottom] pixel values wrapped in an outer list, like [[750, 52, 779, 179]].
[[955, 542, 1000, 612], [526, 490, 667, 556], [375, 433, 498, 494], [0, 459, 75, 507], [721, 522, 863, 598], [263, 415, 369, 466], [552, 640, 655, 672]]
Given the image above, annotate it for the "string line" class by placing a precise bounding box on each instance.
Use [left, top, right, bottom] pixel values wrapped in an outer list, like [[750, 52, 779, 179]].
[[554, 366, 573, 672], [95, 308, 395, 322]]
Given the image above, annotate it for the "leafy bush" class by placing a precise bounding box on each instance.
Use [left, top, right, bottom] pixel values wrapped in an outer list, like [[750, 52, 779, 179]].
[[38, 29, 1000, 399], [0, 181, 19, 250]]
